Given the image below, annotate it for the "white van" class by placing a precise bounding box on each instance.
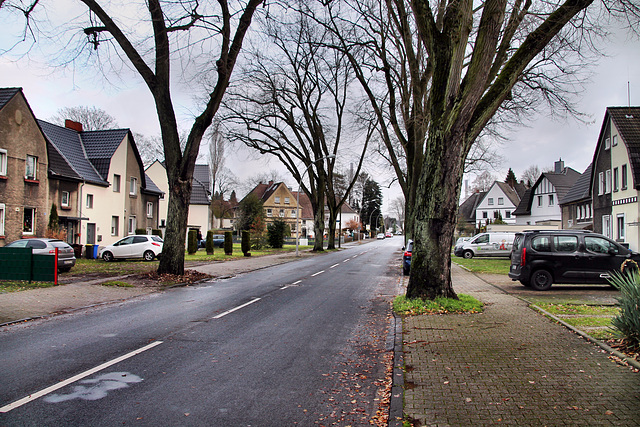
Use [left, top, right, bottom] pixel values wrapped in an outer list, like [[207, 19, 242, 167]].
[[453, 232, 515, 259]]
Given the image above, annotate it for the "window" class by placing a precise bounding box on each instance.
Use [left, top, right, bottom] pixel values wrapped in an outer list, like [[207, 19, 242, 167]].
[[605, 137, 611, 150], [585, 235, 617, 254], [128, 216, 136, 234], [598, 172, 604, 195], [23, 207, 35, 234], [284, 197, 290, 204], [482, 211, 488, 219], [147, 202, 153, 218], [493, 211, 499, 219], [474, 234, 489, 244], [0, 149, 7, 176], [617, 214, 625, 240], [537, 195, 543, 207], [291, 210, 296, 218], [275, 196, 280, 204], [553, 236, 578, 252], [25, 155, 37, 180], [505, 211, 511, 219], [86, 194, 94, 209], [113, 174, 121, 192], [130, 177, 137, 196], [548, 194, 554, 206], [61, 191, 70, 207], [531, 236, 551, 252], [0, 203, 5, 236], [279, 209, 285, 217], [613, 167, 619, 192], [267, 209, 273, 217], [111, 216, 119, 236], [498, 197, 504, 205], [622, 164, 628, 190], [605, 170, 612, 194], [612, 135, 618, 146], [488, 198, 494, 205], [602, 215, 612, 239]]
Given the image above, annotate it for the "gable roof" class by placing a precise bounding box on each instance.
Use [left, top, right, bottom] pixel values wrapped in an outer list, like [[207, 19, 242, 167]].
[[458, 192, 486, 223], [79, 129, 131, 179], [191, 164, 211, 205], [560, 164, 592, 205], [493, 181, 522, 207], [0, 88, 21, 110], [607, 107, 640, 189], [512, 188, 533, 216], [512, 167, 580, 215], [244, 181, 282, 203]]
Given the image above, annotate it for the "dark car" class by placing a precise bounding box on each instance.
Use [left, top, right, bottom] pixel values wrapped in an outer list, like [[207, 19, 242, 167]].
[[508, 230, 640, 291], [5, 238, 76, 272], [198, 234, 225, 248], [402, 240, 413, 276]]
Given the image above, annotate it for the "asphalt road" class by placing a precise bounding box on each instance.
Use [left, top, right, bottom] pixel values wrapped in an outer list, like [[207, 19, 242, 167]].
[[0, 239, 401, 426]]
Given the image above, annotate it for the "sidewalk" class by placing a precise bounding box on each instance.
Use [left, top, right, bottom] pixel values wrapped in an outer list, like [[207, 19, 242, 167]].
[[399, 264, 640, 426]]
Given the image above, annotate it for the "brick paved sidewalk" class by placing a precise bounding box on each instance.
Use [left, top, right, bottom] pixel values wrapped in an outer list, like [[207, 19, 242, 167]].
[[402, 264, 640, 426]]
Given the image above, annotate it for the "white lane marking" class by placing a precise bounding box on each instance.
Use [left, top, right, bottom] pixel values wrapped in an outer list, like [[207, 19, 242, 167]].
[[292, 280, 302, 285], [343, 259, 350, 263], [0, 341, 163, 413], [311, 270, 325, 277], [213, 298, 261, 319], [330, 264, 340, 269], [281, 280, 303, 290]]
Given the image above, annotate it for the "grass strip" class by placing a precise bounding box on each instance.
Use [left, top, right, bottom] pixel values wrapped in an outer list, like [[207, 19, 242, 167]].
[[393, 294, 483, 316]]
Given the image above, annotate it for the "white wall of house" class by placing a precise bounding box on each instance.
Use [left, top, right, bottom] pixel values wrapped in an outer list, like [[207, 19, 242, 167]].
[[475, 183, 517, 226], [516, 177, 562, 225], [145, 160, 169, 229], [187, 204, 210, 234], [609, 122, 640, 251]]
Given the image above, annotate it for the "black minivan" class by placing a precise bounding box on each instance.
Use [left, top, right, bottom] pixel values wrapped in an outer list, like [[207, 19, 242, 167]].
[[508, 230, 640, 291]]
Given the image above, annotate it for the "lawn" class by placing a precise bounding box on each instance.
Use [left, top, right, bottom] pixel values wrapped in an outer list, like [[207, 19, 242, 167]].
[[452, 256, 511, 275], [533, 302, 620, 340], [0, 281, 57, 293]]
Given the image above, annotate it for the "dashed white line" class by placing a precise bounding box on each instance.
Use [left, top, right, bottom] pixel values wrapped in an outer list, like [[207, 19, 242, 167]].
[[213, 298, 261, 319], [0, 341, 163, 413], [311, 270, 325, 277], [330, 264, 340, 269], [343, 259, 350, 263], [280, 280, 302, 290]]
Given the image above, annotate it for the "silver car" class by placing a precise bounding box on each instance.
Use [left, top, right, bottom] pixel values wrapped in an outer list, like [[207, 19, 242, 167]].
[[4, 238, 76, 272], [99, 235, 163, 262]]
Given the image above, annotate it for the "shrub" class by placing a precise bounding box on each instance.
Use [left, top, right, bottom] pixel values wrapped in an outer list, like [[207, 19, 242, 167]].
[[608, 270, 640, 348], [242, 230, 251, 256], [152, 229, 163, 238], [224, 231, 233, 255], [205, 230, 214, 255], [135, 228, 147, 235], [267, 219, 287, 248], [187, 229, 198, 254]]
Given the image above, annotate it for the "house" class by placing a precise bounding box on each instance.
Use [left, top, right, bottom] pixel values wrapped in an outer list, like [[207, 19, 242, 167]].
[[290, 190, 314, 237], [0, 88, 50, 245], [242, 181, 299, 233], [38, 119, 163, 246], [590, 107, 640, 249], [559, 164, 593, 230], [474, 181, 526, 226], [457, 191, 486, 232], [335, 202, 360, 233], [513, 159, 580, 226], [145, 161, 212, 236]]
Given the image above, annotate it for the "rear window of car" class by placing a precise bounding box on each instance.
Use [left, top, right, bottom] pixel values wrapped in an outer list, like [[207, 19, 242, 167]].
[[50, 241, 71, 248], [553, 235, 578, 252], [531, 236, 551, 252], [151, 236, 164, 243], [512, 234, 523, 251]]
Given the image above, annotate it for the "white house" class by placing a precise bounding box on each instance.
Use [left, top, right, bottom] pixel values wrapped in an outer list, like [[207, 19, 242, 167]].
[[475, 181, 524, 226]]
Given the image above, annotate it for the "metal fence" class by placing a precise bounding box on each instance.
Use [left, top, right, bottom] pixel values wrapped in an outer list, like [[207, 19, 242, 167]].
[[0, 247, 57, 283]]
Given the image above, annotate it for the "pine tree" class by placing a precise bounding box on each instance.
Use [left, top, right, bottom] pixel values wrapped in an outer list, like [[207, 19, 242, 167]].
[[504, 168, 517, 187]]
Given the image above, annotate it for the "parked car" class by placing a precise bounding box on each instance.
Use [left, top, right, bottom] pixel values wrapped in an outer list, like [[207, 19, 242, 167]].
[[99, 235, 164, 262], [454, 237, 470, 252], [454, 232, 515, 259], [385, 232, 393, 238], [4, 238, 76, 272], [376, 233, 386, 239], [402, 240, 413, 275], [508, 230, 640, 291], [198, 234, 225, 249]]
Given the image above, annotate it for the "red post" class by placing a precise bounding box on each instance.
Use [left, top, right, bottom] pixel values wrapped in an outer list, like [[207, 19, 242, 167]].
[[54, 247, 59, 286]]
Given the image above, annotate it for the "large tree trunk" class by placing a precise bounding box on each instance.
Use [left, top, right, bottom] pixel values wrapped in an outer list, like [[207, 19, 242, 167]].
[[406, 131, 466, 300], [312, 200, 325, 252], [326, 207, 337, 250], [158, 180, 192, 274]]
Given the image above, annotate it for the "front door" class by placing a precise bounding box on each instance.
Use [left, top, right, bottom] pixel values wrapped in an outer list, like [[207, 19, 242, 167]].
[[87, 223, 96, 245]]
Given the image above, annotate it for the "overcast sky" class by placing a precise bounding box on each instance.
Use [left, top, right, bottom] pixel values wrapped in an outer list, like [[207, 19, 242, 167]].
[[1, 8, 638, 216]]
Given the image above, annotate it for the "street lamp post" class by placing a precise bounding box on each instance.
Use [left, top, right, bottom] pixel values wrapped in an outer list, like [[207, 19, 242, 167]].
[[296, 155, 336, 257]]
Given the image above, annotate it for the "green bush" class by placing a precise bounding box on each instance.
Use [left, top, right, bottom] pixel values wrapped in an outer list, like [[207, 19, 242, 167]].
[[224, 231, 233, 255], [608, 269, 640, 348], [152, 229, 163, 238], [205, 230, 214, 255], [187, 229, 198, 254], [242, 230, 251, 256], [267, 219, 287, 248], [135, 228, 147, 235]]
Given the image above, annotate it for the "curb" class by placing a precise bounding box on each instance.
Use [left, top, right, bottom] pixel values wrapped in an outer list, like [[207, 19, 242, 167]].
[[388, 312, 404, 427]]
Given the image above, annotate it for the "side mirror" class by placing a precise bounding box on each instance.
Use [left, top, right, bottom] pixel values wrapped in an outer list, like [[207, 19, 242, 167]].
[[608, 247, 618, 256]]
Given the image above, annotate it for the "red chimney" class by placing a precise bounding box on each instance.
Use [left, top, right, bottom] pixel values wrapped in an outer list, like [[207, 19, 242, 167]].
[[65, 120, 83, 132]]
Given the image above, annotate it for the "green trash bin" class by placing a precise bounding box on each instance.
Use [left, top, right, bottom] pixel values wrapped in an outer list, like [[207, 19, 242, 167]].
[[85, 244, 95, 259]]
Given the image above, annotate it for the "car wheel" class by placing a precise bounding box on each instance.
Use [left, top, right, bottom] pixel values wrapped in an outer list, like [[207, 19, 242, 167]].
[[143, 250, 155, 261], [102, 251, 114, 262], [463, 250, 474, 259], [530, 270, 552, 291]]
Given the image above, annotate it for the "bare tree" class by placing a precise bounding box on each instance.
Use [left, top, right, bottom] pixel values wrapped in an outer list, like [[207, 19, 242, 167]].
[[50, 106, 118, 130], [318, 0, 640, 299], [4, 0, 264, 274], [390, 195, 406, 233], [520, 165, 542, 187], [471, 171, 496, 192], [224, 5, 372, 251]]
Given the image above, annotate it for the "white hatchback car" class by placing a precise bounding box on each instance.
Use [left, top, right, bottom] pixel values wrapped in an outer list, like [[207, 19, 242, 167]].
[[99, 235, 163, 262]]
